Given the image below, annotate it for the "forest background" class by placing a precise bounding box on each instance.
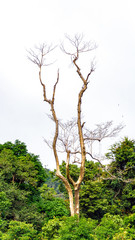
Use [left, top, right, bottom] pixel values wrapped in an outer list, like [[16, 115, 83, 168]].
[[0, 138, 135, 239]]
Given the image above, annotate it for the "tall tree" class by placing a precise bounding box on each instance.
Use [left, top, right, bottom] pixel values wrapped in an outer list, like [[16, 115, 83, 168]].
[[28, 34, 122, 217]]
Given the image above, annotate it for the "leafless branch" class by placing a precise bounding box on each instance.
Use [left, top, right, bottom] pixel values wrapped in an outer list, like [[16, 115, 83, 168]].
[[84, 121, 124, 142], [27, 43, 56, 67], [101, 177, 135, 183], [61, 33, 97, 57], [86, 151, 135, 183]]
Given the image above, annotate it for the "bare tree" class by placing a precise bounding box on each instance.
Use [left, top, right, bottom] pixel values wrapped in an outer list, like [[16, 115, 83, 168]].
[[28, 34, 123, 217]]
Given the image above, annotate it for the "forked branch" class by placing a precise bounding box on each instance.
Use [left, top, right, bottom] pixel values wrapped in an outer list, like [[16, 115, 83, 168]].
[[61, 34, 96, 187], [28, 43, 75, 216], [27, 44, 56, 67]]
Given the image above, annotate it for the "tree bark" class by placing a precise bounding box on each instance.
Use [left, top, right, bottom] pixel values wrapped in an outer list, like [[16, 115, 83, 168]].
[[56, 170, 75, 216], [68, 188, 75, 216], [74, 187, 80, 216]]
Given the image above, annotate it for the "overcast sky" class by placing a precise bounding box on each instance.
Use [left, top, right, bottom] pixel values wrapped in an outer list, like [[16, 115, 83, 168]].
[[0, 0, 135, 169]]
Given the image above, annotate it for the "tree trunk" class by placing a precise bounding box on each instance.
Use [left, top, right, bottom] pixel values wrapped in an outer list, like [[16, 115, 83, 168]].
[[74, 187, 80, 216], [68, 188, 74, 216]]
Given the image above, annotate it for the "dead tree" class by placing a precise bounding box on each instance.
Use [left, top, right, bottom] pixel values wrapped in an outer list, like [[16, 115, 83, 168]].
[[28, 34, 123, 216], [28, 34, 96, 217]]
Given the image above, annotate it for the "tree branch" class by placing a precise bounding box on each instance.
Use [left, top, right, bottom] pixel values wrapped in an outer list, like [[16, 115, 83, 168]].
[[66, 151, 75, 186]]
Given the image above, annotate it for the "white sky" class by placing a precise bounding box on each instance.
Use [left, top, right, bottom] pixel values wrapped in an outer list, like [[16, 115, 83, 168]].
[[0, 0, 135, 169]]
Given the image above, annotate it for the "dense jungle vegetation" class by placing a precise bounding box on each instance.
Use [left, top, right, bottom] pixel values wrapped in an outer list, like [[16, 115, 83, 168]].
[[0, 138, 135, 239]]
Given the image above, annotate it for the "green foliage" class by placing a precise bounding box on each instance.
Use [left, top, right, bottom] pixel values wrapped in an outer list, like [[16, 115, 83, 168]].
[[104, 138, 135, 216], [52, 161, 80, 198], [0, 149, 36, 186], [0, 138, 135, 239], [41, 217, 63, 240], [124, 213, 135, 227], [0, 218, 8, 232], [29, 154, 48, 187], [121, 182, 135, 213], [0, 148, 16, 182], [1, 221, 38, 240], [112, 229, 132, 240], [0, 151, 47, 189], [95, 213, 124, 240], [42, 216, 97, 240], [80, 180, 109, 219], [80, 175, 135, 219], [0, 181, 30, 220], [14, 203, 46, 231], [80, 139, 135, 219], [51, 155, 135, 220], [38, 183, 70, 220], [39, 183, 57, 200], [39, 198, 70, 220], [1, 215, 134, 240], [80, 161, 108, 219], [0, 192, 11, 218], [93, 213, 135, 240], [0, 140, 50, 230], [58, 161, 80, 182], [55, 216, 97, 240], [0, 140, 28, 157], [80, 161, 121, 218], [106, 137, 135, 178], [83, 160, 102, 182]]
